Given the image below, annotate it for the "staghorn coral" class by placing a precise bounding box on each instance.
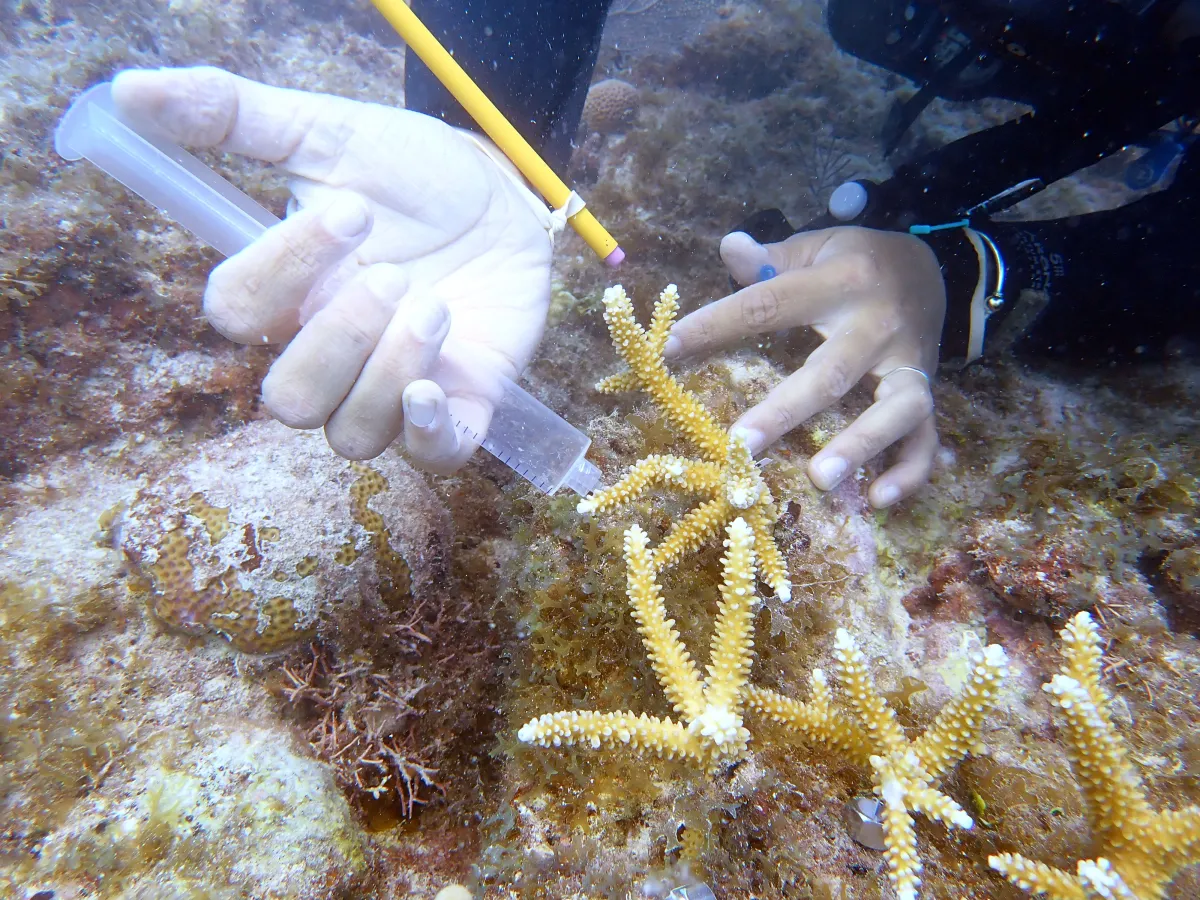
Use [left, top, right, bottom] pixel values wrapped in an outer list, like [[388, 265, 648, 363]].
[[989, 612, 1200, 899], [520, 495, 1007, 900], [748, 630, 1008, 900], [4, 0, 1198, 895], [519, 517, 760, 770], [578, 283, 790, 601]]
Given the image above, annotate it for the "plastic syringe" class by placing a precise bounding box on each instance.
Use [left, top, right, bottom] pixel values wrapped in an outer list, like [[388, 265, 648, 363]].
[[55, 81, 601, 498]]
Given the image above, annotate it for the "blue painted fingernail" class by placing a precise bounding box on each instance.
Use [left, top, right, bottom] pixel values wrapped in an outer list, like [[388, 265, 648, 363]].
[[758, 264, 777, 281]]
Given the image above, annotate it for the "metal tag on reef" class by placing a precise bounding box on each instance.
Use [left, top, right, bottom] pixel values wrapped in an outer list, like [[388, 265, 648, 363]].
[[844, 796, 888, 851]]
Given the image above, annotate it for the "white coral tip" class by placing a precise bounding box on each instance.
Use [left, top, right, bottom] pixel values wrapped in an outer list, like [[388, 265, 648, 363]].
[[689, 704, 742, 746], [983, 644, 1008, 667], [951, 809, 974, 829]]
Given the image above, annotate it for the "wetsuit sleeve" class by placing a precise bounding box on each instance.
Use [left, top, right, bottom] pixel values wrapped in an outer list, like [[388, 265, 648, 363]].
[[404, 0, 613, 171], [924, 145, 1200, 363]]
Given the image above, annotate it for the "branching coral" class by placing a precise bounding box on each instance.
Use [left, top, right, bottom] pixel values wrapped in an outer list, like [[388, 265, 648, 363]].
[[989, 612, 1200, 899], [519, 517, 759, 770], [519, 503, 1006, 899], [749, 632, 1008, 900], [533, 282, 1011, 899], [578, 283, 790, 601]]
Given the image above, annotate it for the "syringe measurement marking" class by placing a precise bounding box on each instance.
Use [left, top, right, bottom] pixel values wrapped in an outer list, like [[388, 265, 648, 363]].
[[454, 418, 557, 493]]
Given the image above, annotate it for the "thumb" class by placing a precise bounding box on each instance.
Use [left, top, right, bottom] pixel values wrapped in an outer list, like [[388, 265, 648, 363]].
[[402, 380, 463, 474]]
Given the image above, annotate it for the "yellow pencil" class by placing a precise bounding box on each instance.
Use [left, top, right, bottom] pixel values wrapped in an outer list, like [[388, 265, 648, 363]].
[[370, 0, 625, 267]]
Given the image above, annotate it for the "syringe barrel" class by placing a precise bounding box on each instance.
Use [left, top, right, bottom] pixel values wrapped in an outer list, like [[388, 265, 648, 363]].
[[54, 82, 277, 258], [56, 80, 600, 498], [482, 376, 599, 497]]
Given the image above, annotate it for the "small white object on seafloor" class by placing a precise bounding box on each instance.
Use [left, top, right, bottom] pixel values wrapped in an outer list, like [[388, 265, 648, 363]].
[[666, 884, 717, 900]]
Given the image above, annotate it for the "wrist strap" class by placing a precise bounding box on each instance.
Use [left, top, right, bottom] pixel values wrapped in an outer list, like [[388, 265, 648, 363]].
[[456, 128, 583, 249], [912, 220, 1007, 364]]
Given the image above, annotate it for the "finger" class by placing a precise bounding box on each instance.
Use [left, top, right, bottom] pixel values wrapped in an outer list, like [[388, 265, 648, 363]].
[[203, 193, 371, 343], [729, 326, 888, 455], [403, 380, 472, 474], [322, 292, 450, 460], [720, 229, 838, 286], [664, 254, 865, 360], [261, 263, 406, 430], [112, 66, 351, 164], [868, 415, 939, 508], [720, 231, 773, 284], [808, 371, 934, 491]]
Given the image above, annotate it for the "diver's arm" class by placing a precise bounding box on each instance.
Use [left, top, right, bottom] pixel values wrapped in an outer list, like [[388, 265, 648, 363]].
[[924, 146, 1200, 363], [404, 0, 613, 170]]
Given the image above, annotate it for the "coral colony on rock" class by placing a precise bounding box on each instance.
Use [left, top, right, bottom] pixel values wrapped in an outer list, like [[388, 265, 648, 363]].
[[2, 2, 1199, 900]]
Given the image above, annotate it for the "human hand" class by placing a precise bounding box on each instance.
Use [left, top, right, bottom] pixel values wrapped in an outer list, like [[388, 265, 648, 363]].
[[111, 66, 553, 473], [664, 227, 945, 507]]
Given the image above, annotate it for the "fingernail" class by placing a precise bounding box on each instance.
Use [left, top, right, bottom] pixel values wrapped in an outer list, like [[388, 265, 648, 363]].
[[663, 335, 682, 359], [815, 456, 847, 489], [322, 197, 369, 239], [411, 301, 448, 341], [874, 483, 901, 507], [730, 426, 764, 455], [757, 263, 777, 281], [406, 393, 437, 428]]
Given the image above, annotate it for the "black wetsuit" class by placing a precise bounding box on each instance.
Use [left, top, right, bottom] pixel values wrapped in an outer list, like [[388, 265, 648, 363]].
[[405, 0, 1200, 364]]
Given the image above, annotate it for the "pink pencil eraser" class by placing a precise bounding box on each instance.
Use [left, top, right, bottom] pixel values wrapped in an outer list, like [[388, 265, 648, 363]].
[[604, 246, 625, 268]]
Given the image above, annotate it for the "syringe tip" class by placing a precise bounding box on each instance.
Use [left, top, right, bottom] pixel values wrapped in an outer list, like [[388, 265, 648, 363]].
[[604, 246, 625, 268], [563, 457, 601, 498]]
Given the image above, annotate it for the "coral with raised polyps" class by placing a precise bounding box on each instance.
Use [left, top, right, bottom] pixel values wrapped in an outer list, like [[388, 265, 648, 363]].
[[990, 611, 1200, 899], [579, 283, 790, 601]]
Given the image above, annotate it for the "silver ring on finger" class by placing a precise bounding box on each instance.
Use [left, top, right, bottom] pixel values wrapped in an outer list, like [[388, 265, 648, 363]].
[[879, 365, 930, 386]]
